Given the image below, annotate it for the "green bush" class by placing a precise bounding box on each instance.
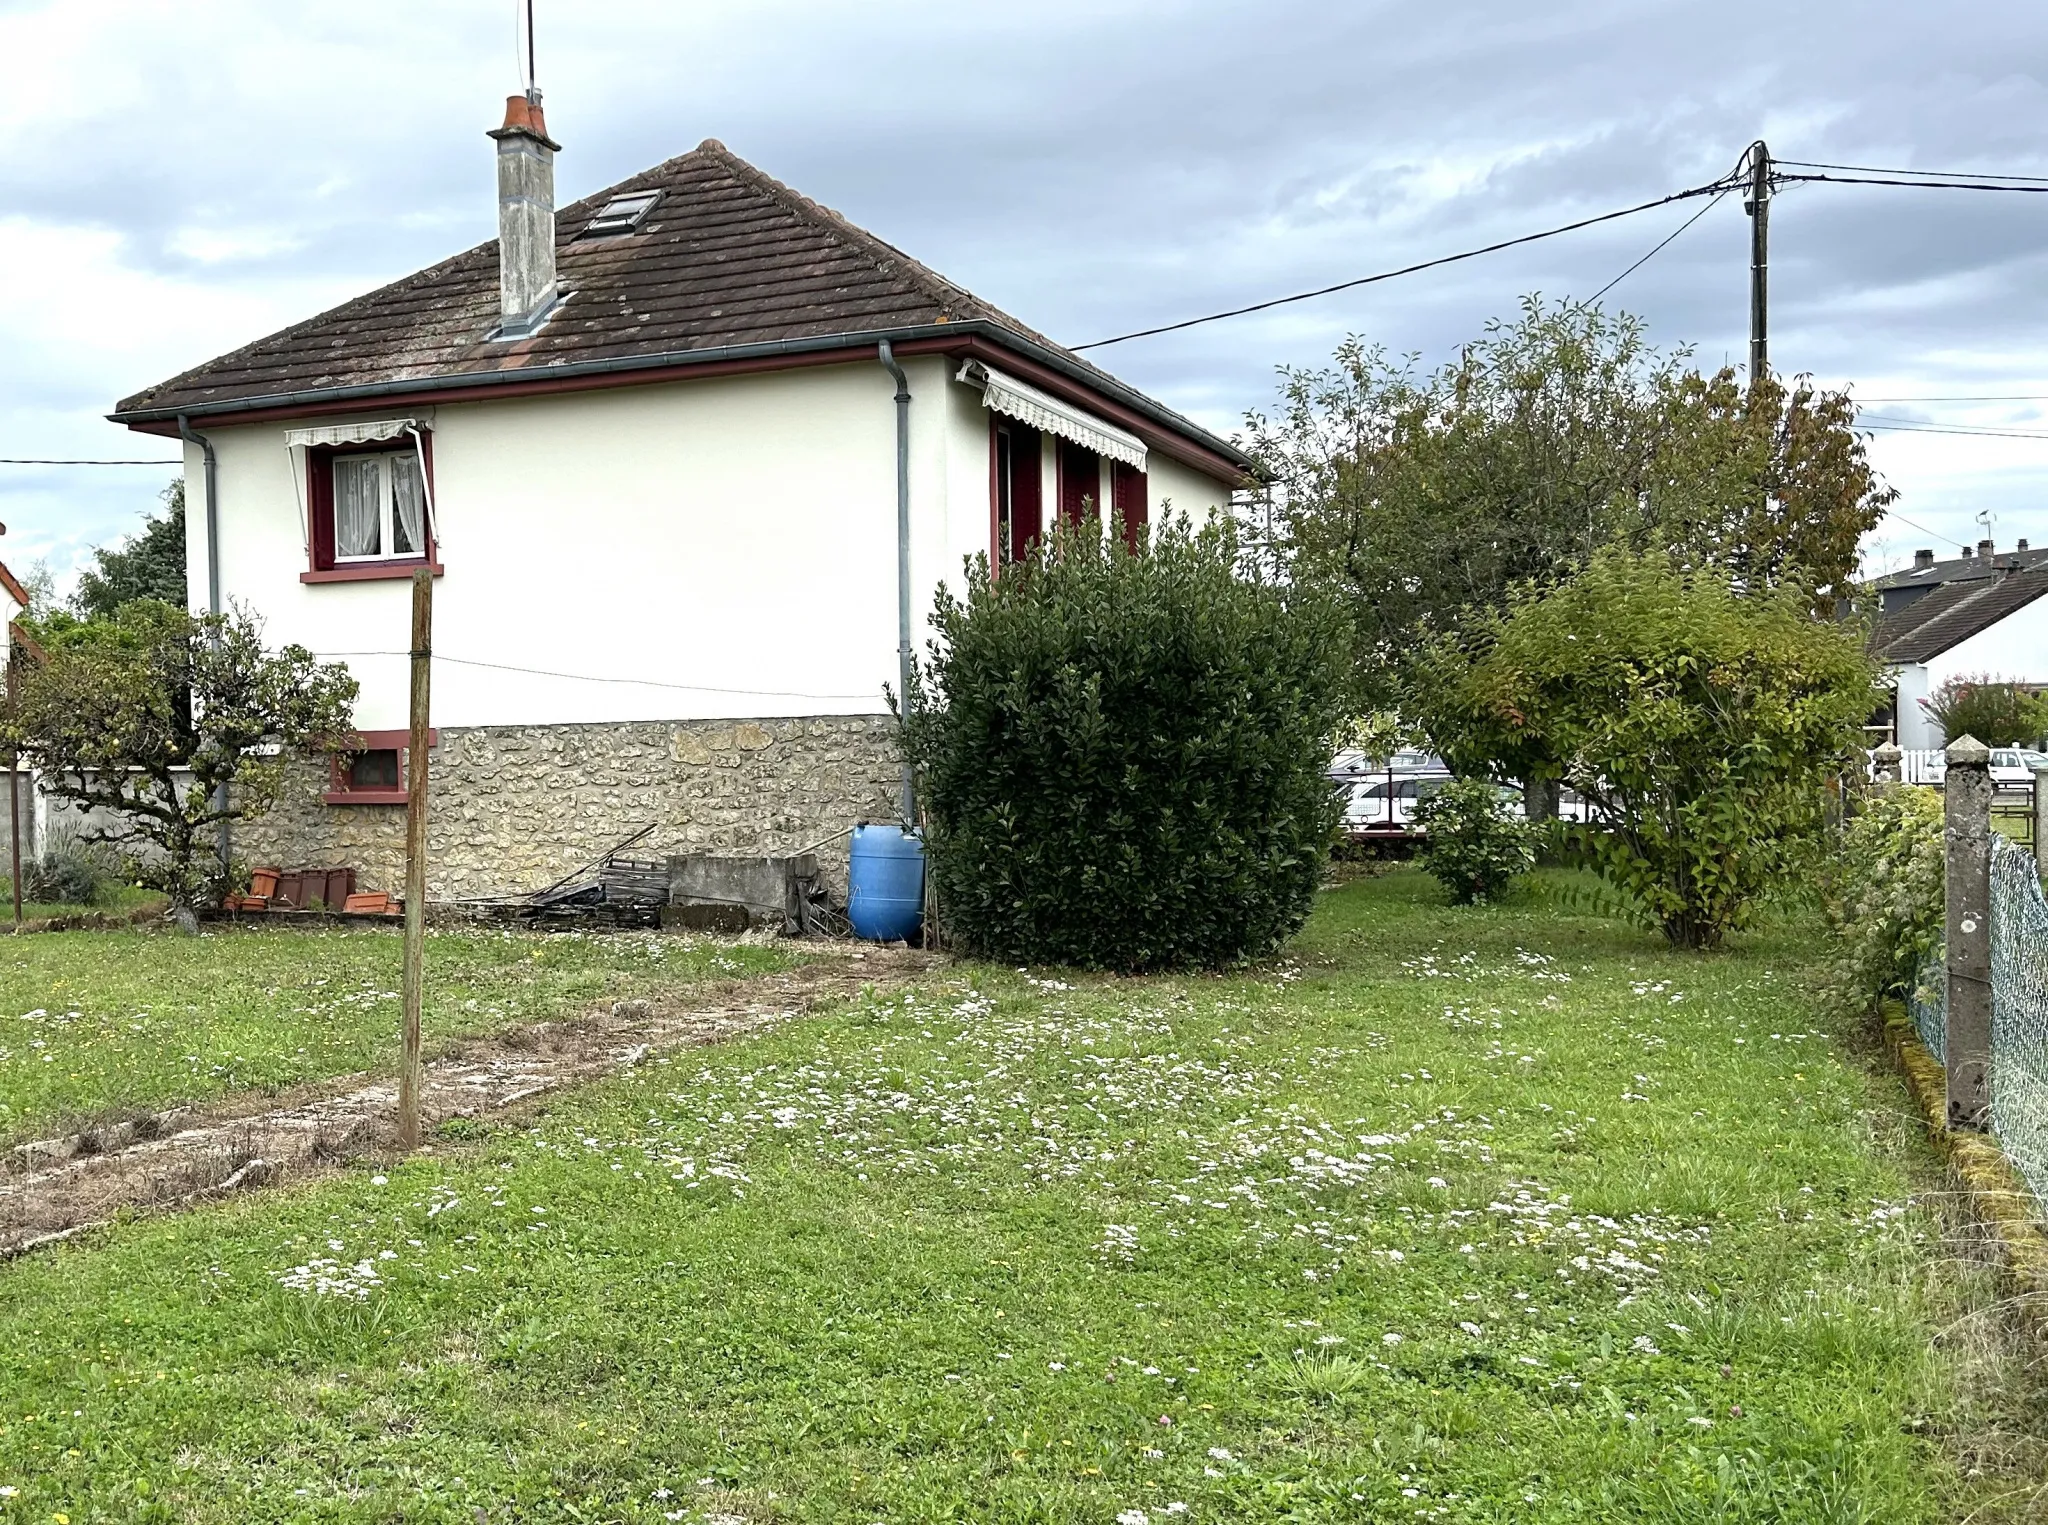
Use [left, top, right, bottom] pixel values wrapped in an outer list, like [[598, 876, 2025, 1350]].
[[13, 826, 120, 907], [1413, 776, 1534, 903], [901, 521, 1351, 971], [1923, 673, 2048, 747], [1413, 550, 1879, 948], [1818, 785, 1943, 1018]]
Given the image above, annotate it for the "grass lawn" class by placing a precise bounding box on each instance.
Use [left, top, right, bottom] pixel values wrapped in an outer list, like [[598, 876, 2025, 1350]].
[[0, 884, 166, 923], [0, 870, 2031, 1523], [0, 925, 792, 1145]]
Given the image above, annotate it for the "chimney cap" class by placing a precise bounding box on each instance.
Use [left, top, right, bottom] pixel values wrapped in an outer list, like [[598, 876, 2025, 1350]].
[[489, 90, 561, 151]]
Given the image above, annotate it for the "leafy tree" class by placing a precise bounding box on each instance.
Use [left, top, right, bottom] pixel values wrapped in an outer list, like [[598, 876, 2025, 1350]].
[[901, 521, 1351, 971], [73, 479, 188, 618], [1412, 550, 1877, 949], [1244, 297, 1895, 703], [1922, 673, 2048, 747], [1412, 776, 1534, 904], [4, 600, 356, 930]]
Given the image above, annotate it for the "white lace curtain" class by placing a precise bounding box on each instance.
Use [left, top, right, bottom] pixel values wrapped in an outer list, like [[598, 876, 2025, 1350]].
[[334, 456, 382, 557], [391, 453, 425, 555]]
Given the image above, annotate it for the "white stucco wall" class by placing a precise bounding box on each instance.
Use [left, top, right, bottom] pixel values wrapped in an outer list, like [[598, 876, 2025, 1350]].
[[184, 358, 1239, 733], [1891, 663, 1934, 748]]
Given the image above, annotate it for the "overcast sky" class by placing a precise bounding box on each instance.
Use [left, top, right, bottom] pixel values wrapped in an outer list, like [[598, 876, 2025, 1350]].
[[5, 0, 2047, 593]]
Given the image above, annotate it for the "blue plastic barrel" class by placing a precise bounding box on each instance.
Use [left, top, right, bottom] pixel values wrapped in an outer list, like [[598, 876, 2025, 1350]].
[[847, 823, 925, 942]]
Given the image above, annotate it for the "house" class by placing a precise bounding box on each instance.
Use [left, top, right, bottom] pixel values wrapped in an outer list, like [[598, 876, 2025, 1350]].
[[1870, 539, 2048, 748], [108, 91, 1253, 899]]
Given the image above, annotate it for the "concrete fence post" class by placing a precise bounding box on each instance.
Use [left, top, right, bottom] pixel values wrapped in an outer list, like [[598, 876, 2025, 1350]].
[[1872, 741, 1902, 786], [1944, 734, 1993, 1129], [2034, 760, 2048, 879]]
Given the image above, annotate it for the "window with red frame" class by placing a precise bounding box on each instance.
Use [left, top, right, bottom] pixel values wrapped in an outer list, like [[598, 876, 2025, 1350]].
[[991, 418, 1043, 565], [306, 439, 438, 579], [324, 730, 435, 805], [1111, 462, 1148, 551]]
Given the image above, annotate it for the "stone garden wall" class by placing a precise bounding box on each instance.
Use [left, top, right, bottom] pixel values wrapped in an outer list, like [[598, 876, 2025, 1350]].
[[233, 714, 901, 901]]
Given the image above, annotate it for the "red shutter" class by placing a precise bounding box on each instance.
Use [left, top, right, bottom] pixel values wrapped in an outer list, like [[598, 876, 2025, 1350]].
[[992, 419, 1043, 565], [307, 448, 336, 571], [1112, 462, 1148, 551], [1057, 441, 1101, 526]]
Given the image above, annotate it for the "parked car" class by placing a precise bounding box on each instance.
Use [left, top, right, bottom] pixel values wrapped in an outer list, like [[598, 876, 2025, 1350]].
[[1990, 748, 2048, 790], [1338, 772, 1450, 834]]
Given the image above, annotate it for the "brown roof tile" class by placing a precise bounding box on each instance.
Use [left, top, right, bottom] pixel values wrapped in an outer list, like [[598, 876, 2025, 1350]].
[[114, 140, 1149, 426], [1874, 567, 2048, 663]]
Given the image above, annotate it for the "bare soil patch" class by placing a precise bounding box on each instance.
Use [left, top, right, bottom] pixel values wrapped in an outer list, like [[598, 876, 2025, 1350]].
[[0, 944, 931, 1258]]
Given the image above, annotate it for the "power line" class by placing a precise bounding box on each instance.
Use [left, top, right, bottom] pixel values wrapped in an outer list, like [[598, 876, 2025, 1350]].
[[1860, 420, 2048, 441], [1882, 511, 1973, 551], [1862, 412, 2048, 434], [1070, 174, 1744, 350], [1774, 171, 2048, 195], [0, 458, 181, 466], [1586, 186, 1735, 304], [1777, 158, 2048, 185], [313, 650, 881, 703]]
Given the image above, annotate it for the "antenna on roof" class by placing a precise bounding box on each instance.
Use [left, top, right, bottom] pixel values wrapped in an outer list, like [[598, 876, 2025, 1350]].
[[515, 0, 536, 92]]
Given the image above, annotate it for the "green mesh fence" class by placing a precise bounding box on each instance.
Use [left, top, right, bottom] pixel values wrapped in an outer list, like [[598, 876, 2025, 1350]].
[[1988, 833, 2048, 1209], [1910, 951, 1945, 1059]]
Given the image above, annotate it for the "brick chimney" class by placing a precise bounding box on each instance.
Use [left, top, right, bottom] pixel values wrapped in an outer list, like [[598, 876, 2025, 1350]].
[[1914, 548, 1935, 569], [488, 90, 561, 337], [1979, 537, 1995, 558]]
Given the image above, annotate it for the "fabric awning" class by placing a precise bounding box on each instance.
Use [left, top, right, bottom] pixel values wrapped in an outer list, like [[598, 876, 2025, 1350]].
[[282, 418, 427, 449], [957, 361, 1146, 471]]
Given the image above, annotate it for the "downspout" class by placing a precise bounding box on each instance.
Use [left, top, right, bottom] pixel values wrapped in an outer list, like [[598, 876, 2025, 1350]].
[[176, 414, 231, 877], [877, 342, 915, 825]]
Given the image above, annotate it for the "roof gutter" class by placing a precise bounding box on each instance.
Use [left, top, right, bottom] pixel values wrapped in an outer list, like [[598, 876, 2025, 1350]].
[[111, 320, 1256, 480]]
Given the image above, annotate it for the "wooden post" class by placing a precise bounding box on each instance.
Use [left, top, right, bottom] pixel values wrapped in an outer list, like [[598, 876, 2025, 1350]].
[[1943, 734, 1992, 1129], [7, 654, 20, 927], [2033, 760, 2048, 880], [398, 569, 433, 1151], [6, 749, 18, 927]]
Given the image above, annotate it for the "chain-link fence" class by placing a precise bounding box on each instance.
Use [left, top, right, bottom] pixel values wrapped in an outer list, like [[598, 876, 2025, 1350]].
[[1988, 833, 2048, 1206], [1910, 951, 1946, 1063]]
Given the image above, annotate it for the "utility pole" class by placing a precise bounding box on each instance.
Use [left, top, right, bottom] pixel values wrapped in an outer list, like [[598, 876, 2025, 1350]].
[[6, 647, 19, 928], [1745, 139, 1771, 390], [397, 568, 433, 1151]]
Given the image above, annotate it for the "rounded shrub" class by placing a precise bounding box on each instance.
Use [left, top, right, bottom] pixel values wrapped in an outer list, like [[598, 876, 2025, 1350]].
[[1412, 776, 1534, 903], [902, 521, 1351, 971]]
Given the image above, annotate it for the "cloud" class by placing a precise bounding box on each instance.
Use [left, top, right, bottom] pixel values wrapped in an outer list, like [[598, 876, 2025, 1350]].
[[4, 0, 2047, 583]]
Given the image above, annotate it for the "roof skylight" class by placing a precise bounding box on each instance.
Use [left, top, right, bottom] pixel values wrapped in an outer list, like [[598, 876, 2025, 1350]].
[[583, 190, 660, 237]]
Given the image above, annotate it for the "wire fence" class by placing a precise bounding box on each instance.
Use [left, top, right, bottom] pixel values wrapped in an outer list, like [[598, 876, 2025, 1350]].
[[1988, 833, 2048, 1207], [1909, 835, 2048, 1211]]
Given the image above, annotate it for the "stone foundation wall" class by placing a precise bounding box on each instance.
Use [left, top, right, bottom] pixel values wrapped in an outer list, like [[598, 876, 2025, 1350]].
[[233, 715, 902, 901]]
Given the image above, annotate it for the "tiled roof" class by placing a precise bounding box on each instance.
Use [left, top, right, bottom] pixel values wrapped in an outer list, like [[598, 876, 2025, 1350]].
[[1874, 566, 2048, 663], [113, 140, 1239, 466], [1872, 546, 2048, 591]]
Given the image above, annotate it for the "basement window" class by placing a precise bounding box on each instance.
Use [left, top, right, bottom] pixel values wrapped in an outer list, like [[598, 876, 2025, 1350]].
[[324, 730, 436, 806], [583, 190, 659, 237]]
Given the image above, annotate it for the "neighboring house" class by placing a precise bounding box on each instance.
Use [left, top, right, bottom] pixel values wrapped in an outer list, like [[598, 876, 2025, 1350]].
[[109, 91, 1252, 899], [1871, 538, 2048, 748]]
